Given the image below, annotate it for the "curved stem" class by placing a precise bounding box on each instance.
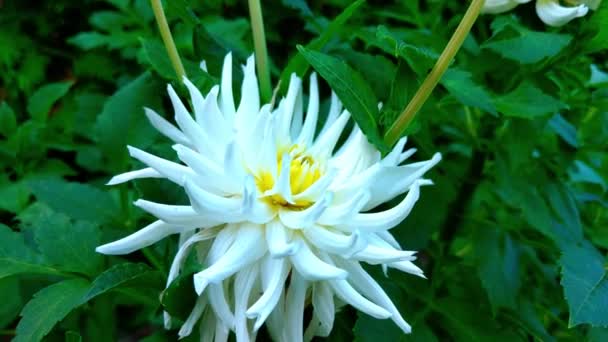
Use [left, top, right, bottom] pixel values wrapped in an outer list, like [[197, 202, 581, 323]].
[[150, 0, 186, 79], [248, 0, 272, 103], [384, 0, 485, 146]]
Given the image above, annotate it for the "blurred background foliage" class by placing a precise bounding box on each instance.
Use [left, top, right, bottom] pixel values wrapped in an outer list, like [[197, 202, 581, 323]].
[[0, 0, 607, 341]]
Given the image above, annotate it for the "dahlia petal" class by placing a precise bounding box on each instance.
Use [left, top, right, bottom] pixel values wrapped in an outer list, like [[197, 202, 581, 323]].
[[178, 294, 207, 338], [168, 84, 210, 153], [389, 260, 426, 278], [376, 231, 402, 249], [296, 72, 319, 147], [247, 256, 289, 331], [290, 86, 304, 141], [303, 225, 362, 256], [182, 77, 206, 123], [318, 189, 370, 226], [353, 245, 417, 265], [144, 107, 190, 146], [309, 110, 350, 158], [167, 228, 219, 290], [290, 241, 347, 280], [184, 179, 242, 217], [279, 192, 333, 229], [127, 146, 195, 185], [285, 272, 308, 342], [134, 199, 219, 227], [347, 181, 423, 232], [266, 291, 287, 342], [106, 168, 162, 185], [208, 283, 235, 330], [329, 278, 391, 319], [340, 261, 412, 334], [266, 152, 294, 203], [193, 223, 265, 294], [278, 74, 302, 142], [96, 220, 185, 255], [197, 85, 232, 144], [309, 282, 334, 337], [223, 140, 247, 183], [292, 167, 337, 202], [536, 0, 589, 26], [382, 137, 408, 166], [234, 265, 258, 342], [266, 220, 299, 257], [220, 52, 236, 121], [235, 55, 260, 133], [242, 176, 275, 224], [319, 92, 342, 136], [481, 0, 531, 14], [172, 144, 237, 194]]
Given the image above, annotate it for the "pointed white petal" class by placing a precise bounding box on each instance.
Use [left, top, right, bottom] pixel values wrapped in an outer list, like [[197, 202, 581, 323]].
[[96, 220, 185, 255], [382, 136, 408, 166], [318, 189, 370, 226], [319, 92, 342, 136], [389, 260, 426, 278], [168, 84, 211, 153], [265, 220, 299, 257], [234, 265, 258, 342], [134, 199, 219, 227], [482, 0, 531, 14], [172, 144, 237, 194], [290, 86, 304, 140], [266, 152, 294, 203], [184, 179, 242, 217], [346, 181, 423, 232], [220, 52, 236, 121], [353, 244, 417, 265], [339, 260, 412, 334], [178, 295, 207, 338], [285, 272, 308, 342], [127, 146, 194, 185], [279, 192, 333, 229], [235, 55, 260, 134], [193, 223, 265, 294], [197, 85, 232, 144], [308, 282, 334, 338], [144, 107, 190, 146], [303, 225, 362, 256], [376, 231, 401, 249], [297, 73, 319, 147], [208, 283, 235, 330], [247, 256, 290, 330], [290, 241, 347, 280], [329, 278, 391, 319], [223, 140, 246, 183], [309, 110, 350, 158], [536, 0, 588, 26], [166, 228, 220, 289], [292, 167, 337, 202], [106, 168, 162, 185], [278, 74, 302, 142]]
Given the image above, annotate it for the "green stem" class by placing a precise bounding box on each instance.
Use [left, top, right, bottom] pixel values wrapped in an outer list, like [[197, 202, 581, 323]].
[[384, 0, 485, 146], [247, 0, 272, 103], [150, 0, 186, 79]]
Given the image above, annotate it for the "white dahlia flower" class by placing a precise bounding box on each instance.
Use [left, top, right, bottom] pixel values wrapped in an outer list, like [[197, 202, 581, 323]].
[[96, 53, 441, 341], [482, 0, 601, 26]]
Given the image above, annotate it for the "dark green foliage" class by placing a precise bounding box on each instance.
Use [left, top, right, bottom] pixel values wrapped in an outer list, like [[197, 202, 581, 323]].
[[0, 0, 607, 341]]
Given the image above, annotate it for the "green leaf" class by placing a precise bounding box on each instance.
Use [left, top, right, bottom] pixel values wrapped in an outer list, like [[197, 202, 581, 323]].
[[374, 25, 438, 76], [0, 101, 17, 136], [28, 178, 118, 225], [85, 263, 161, 302], [27, 81, 73, 121], [483, 26, 572, 64], [0, 180, 30, 213], [161, 271, 197, 321], [33, 211, 103, 276], [441, 68, 496, 115], [473, 227, 520, 311], [0, 224, 63, 280], [297, 46, 388, 153], [94, 72, 161, 171], [548, 113, 578, 148], [279, 0, 365, 91], [141, 38, 176, 80], [68, 32, 111, 50], [0, 277, 23, 328], [14, 279, 90, 342], [495, 82, 566, 118], [560, 242, 608, 327]]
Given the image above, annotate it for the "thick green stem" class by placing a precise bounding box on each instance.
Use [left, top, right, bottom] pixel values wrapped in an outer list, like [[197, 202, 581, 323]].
[[150, 0, 186, 79], [248, 0, 272, 103], [384, 0, 485, 146]]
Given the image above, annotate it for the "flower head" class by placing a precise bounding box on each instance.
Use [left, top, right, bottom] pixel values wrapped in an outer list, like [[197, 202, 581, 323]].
[[97, 53, 441, 341], [482, 0, 601, 26]]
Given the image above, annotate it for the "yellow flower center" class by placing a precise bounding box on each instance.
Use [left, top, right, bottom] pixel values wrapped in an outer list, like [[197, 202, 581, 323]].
[[256, 145, 322, 210]]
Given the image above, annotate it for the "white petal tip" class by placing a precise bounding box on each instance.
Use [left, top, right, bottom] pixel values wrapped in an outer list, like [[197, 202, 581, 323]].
[[193, 274, 208, 295]]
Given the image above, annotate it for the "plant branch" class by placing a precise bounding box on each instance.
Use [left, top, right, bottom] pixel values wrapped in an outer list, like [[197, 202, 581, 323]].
[[150, 0, 186, 80], [248, 0, 272, 102], [384, 0, 485, 146]]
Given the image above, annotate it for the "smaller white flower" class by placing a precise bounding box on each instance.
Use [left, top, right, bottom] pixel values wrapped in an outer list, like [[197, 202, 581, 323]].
[[482, 0, 601, 26]]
